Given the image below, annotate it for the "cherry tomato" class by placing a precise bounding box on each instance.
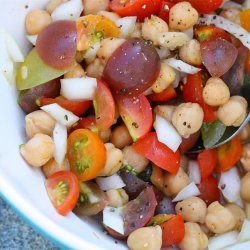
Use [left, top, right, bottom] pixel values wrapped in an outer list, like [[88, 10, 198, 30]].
[[147, 86, 177, 102], [161, 214, 185, 247], [198, 176, 220, 205], [104, 38, 160, 96], [117, 94, 153, 141], [182, 72, 217, 122], [45, 171, 79, 216], [71, 116, 97, 132], [158, 1, 175, 23], [67, 129, 106, 181], [179, 130, 201, 153], [217, 136, 242, 173], [37, 20, 77, 70], [198, 149, 217, 180], [40, 96, 91, 116], [110, 0, 162, 21], [93, 80, 115, 131], [133, 132, 180, 174], [240, 9, 250, 33]]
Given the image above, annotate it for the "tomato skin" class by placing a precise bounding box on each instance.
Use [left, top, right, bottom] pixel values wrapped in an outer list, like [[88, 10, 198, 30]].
[[45, 171, 79, 216], [147, 86, 177, 102], [161, 214, 185, 247], [71, 116, 97, 132], [158, 1, 175, 23], [198, 176, 220, 205], [110, 0, 162, 21], [40, 96, 91, 116], [133, 132, 180, 174]]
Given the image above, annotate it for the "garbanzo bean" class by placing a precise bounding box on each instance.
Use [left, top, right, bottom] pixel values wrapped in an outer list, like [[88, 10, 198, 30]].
[[225, 203, 246, 230], [42, 158, 70, 178], [131, 22, 142, 38], [239, 124, 250, 142], [110, 124, 133, 149], [64, 63, 86, 78], [86, 58, 105, 79], [241, 143, 250, 171], [98, 128, 111, 143], [240, 172, 250, 202], [105, 188, 129, 208], [25, 10, 52, 35], [83, 0, 109, 15], [154, 105, 176, 122]]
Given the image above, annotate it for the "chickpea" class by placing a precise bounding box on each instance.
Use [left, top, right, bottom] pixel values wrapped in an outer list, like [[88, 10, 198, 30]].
[[122, 146, 149, 173], [97, 38, 125, 65], [179, 39, 202, 66], [99, 128, 111, 143], [154, 105, 176, 123], [25, 110, 56, 138], [240, 172, 250, 202], [163, 167, 190, 196], [106, 188, 129, 208], [42, 158, 70, 178], [98, 11, 120, 22], [127, 226, 162, 250], [239, 123, 250, 142], [45, 0, 67, 14], [152, 63, 176, 93], [25, 10, 52, 35], [64, 63, 86, 78], [202, 77, 230, 107], [218, 96, 247, 127], [86, 58, 105, 79], [83, 0, 109, 15], [172, 103, 204, 138], [99, 143, 123, 176], [131, 22, 142, 38], [179, 222, 208, 250], [20, 133, 54, 167], [142, 15, 169, 46], [225, 203, 246, 230], [205, 201, 236, 234], [176, 197, 207, 223], [241, 144, 250, 171], [110, 124, 133, 149]]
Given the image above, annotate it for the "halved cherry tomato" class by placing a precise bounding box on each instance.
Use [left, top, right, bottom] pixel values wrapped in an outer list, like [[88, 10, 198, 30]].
[[245, 50, 250, 73], [93, 80, 115, 131], [67, 129, 106, 181], [240, 9, 250, 33], [217, 136, 243, 172], [147, 86, 177, 102], [133, 132, 180, 174], [160, 214, 185, 247], [71, 116, 98, 132], [45, 171, 79, 216], [198, 176, 220, 205], [39, 96, 91, 116], [110, 0, 162, 21], [158, 1, 175, 23], [182, 72, 217, 122], [198, 149, 217, 180], [117, 94, 153, 141]]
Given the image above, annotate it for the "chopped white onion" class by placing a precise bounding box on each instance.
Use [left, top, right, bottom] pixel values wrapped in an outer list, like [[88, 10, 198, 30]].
[[143, 87, 153, 96], [83, 42, 101, 64], [219, 167, 241, 203], [235, 198, 244, 208], [26, 35, 37, 46], [222, 242, 250, 250], [96, 174, 126, 191], [172, 70, 180, 88], [41, 103, 79, 127], [156, 46, 171, 60], [155, 115, 182, 153], [222, 1, 242, 9], [164, 58, 201, 74], [188, 160, 201, 184], [198, 15, 250, 50], [60, 77, 97, 100], [51, 0, 83, 21], [208, 231, 239, 250], [53, 123, 67, 166], [116, 16, 137, 38], [172, 182, 200, 202], [183, 28, 194, 39], [238, 219, 250, 242], [244, 0, 250, 9]]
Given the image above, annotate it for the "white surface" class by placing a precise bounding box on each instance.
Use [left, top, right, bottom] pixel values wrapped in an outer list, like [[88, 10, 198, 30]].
[[0, 1, 126, 249]]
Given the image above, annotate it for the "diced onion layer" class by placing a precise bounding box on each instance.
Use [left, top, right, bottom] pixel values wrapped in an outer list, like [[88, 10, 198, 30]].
[[172, 182, 200, 202], [83, 42, 101, 63], [115, 16, 137, 38], [96, 174, 126, 191], [222, 242, 250, 250], [188, 160, 201, 184], [238, 219, 250, 243], [26, 35, 37, 46]]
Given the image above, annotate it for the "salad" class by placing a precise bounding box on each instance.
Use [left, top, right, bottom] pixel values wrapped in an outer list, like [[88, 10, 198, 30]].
[[3, 0, 250, 249]]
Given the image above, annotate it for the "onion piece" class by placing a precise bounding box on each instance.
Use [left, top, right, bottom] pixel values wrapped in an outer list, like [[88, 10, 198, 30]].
[[51, 0, 83, 21], [60, 77, 97, 100], [238, 219, 250, 242], [156, 46, 171, 60], [219, 167, 241, 203], [96, 174, 126, 191], [188, 160, 201, 184], [172, 182, 200, 202], [155, 115, 182, 153], [208, 231, 239, 250], [53, 123, 67, 166], [198, 15, 250, 50], [222, 242, 250, 250], [83, 42, 101, 64], [41, 103, 79, 127], [115, 16, 137, 38], [183, 28, 194, 39], [26, 35, 37, 46], [246, 203, 250, 219], [164, 58, 201, 74], [244, 0, 250, 9], [172, 70, 181, 88], [103, 206, 124, 235]]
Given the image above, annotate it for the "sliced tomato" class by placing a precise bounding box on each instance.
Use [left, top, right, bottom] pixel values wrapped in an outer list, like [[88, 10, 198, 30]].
[[147, 86, 177, 102], [240, 9, 250, 33], [67, 129, 106, 181], [71, 116, 98, 132], [182, 72, 217, 122], [39, 96, 91, 116], [45, 171, 79, 216], [217, 136, 243, 173], [158, 1, 175, 23], [116, 94, 153, 141], [110, 0, 162, 21], [133, 132, 180, 174], [160, 214, 185, 247], [198, 176, 220, 205], [198, 149, 217, 180], [93, 80, 115, 131], [179, 130, 200, 153]]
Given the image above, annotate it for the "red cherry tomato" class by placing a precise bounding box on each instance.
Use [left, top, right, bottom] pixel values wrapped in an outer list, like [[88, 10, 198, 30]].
[[71, 116, 97, 132], [179, 130, 200, 154], [147, 86, 177, 102], [45, 171, 79, 216], [133, 132, 180, 174], [158, 1, 175, 23]]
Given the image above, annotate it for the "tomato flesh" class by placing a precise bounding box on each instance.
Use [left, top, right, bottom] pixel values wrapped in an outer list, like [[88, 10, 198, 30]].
[[147, 86, 177, 102], [158, 1, 175, 23]]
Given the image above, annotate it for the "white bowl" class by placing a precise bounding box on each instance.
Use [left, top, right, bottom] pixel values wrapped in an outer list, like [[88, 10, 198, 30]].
[[0, 1, 126, 249]]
